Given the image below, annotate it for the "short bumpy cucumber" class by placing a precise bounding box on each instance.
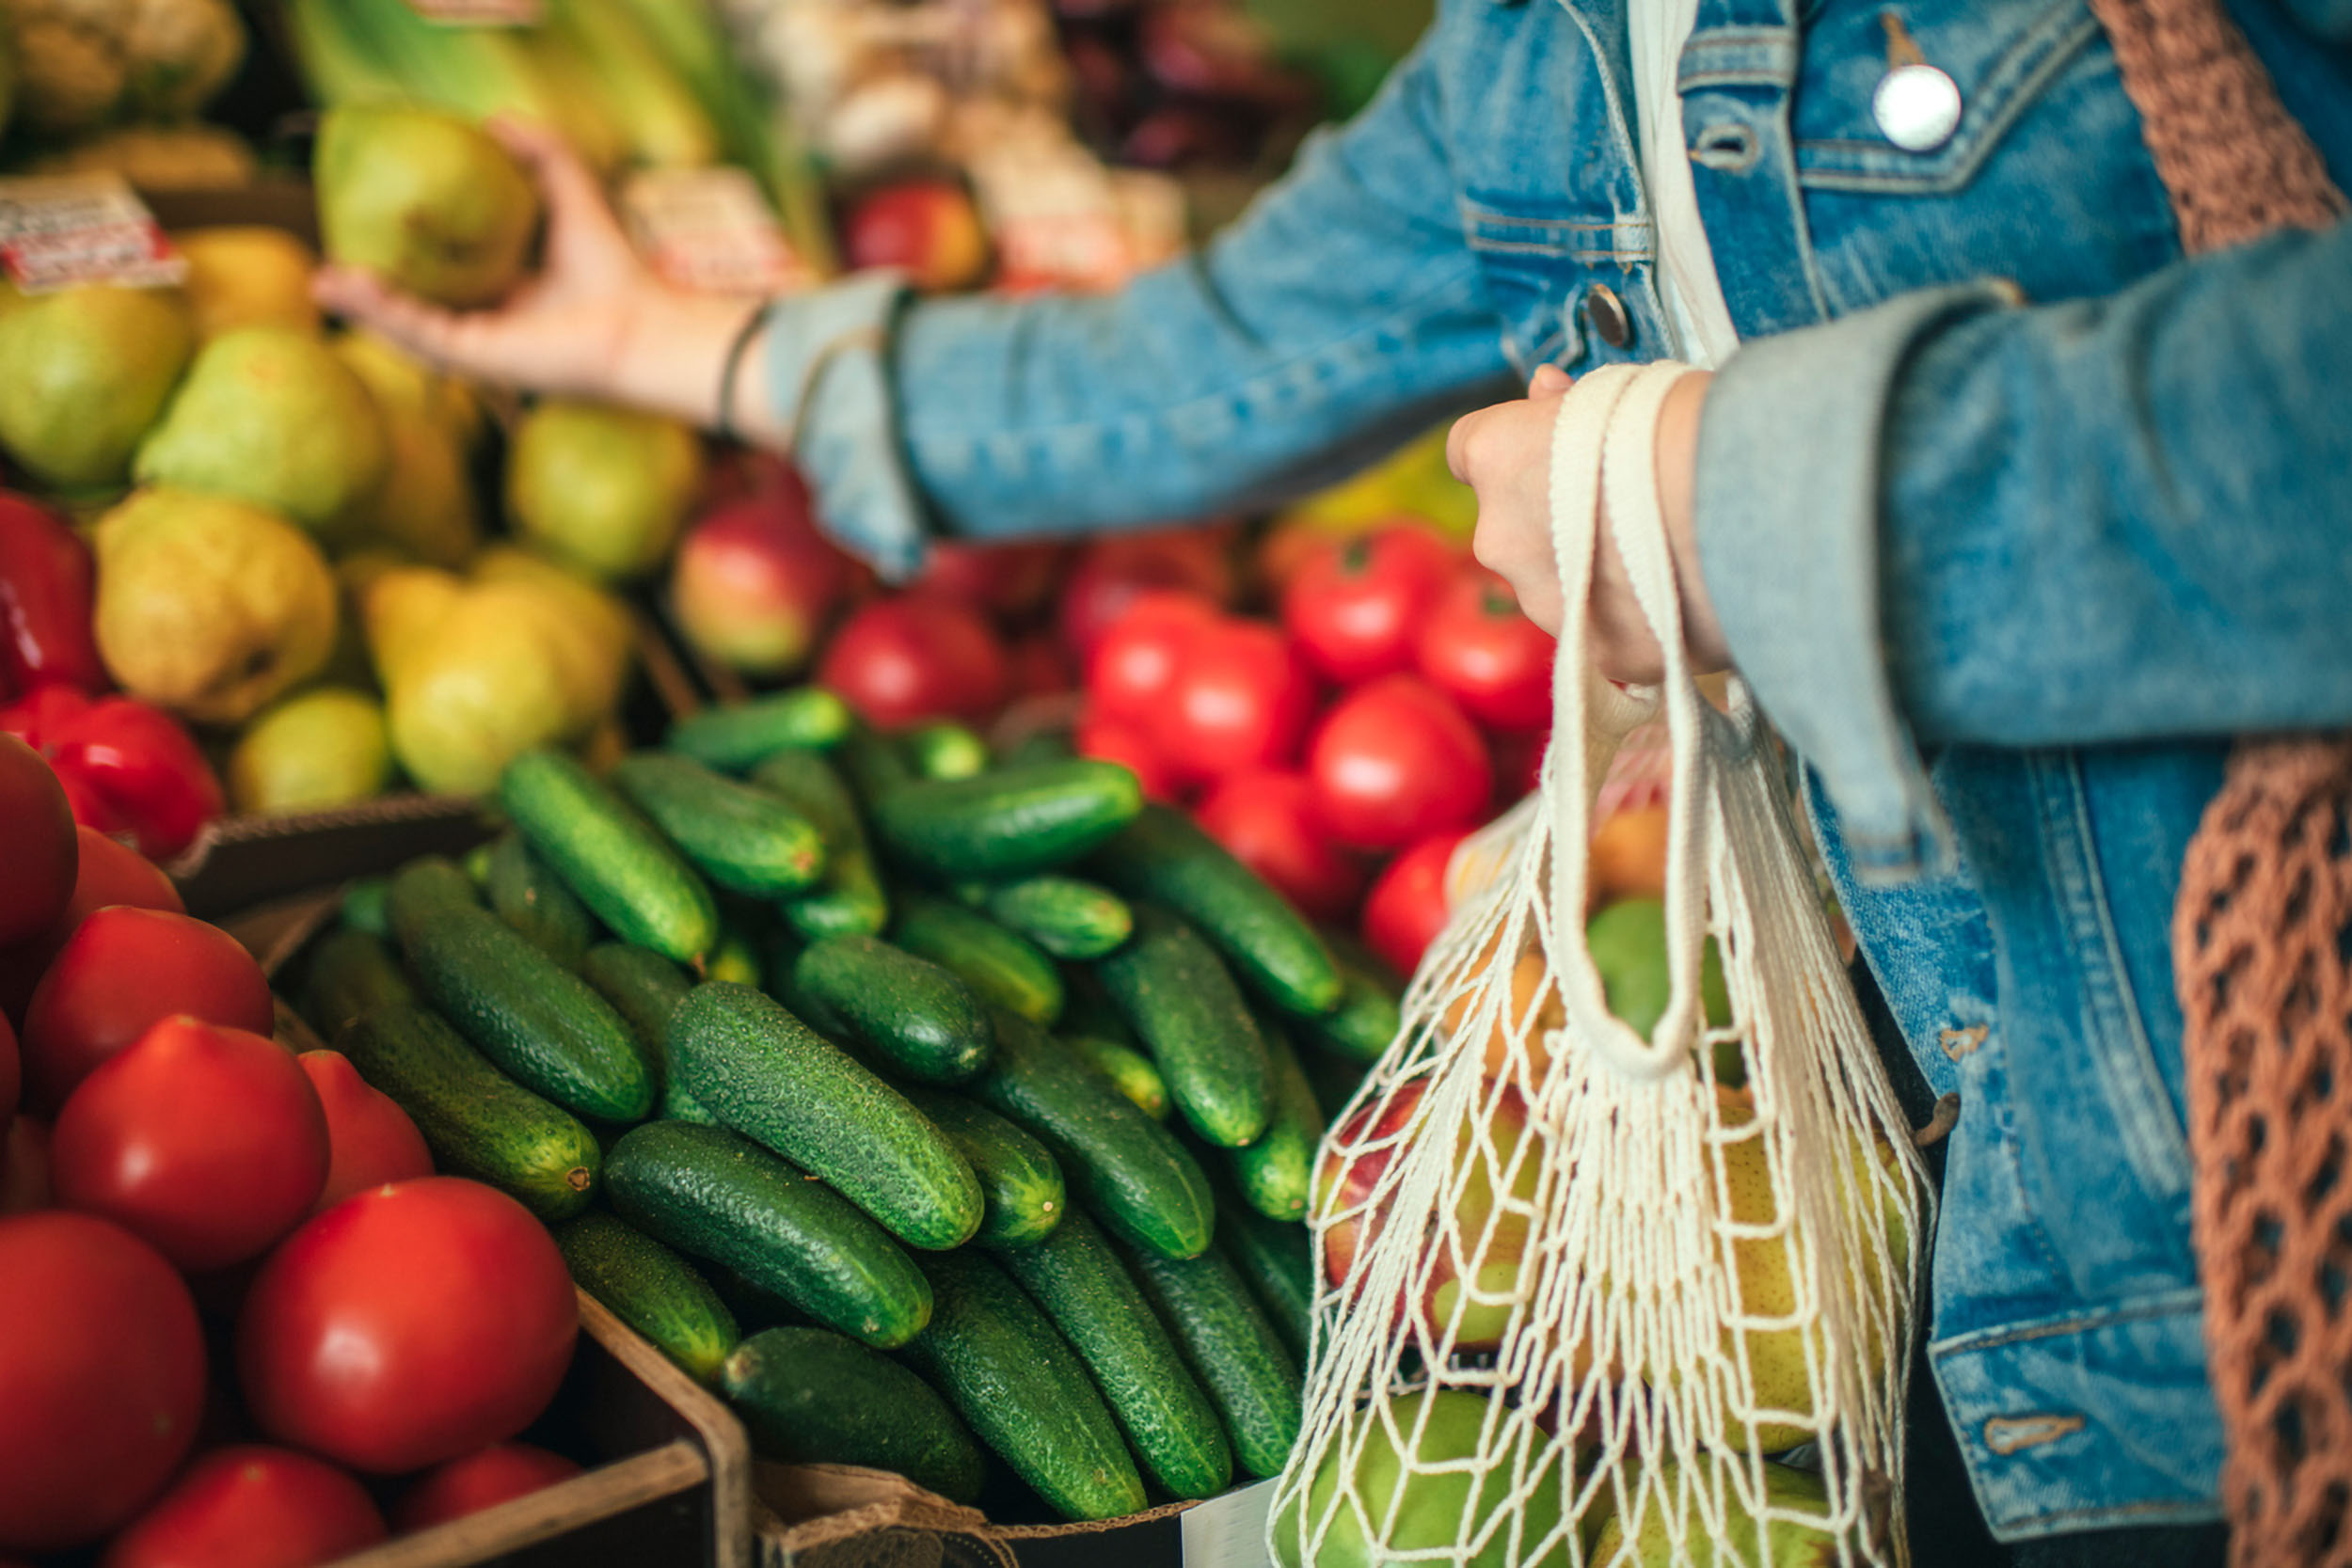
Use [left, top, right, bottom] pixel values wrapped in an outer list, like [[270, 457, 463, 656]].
[[752, 749, 888, 938], [338, 1005, 600, 1221], [995, 1210, 1232, 1500], [868, 760, 1143, 881], [1090, 804, 1342, 1017], [667, 982, 983, 1250], [388, 858, 654, 1123], [969, 1010, 1213, 1260], [971, 877, 1132, 959], [1300, 942, 1405, 1063], [485, 832, 598, 968], [832, 726, 915, 803], [302, 926, 415, 1038], [605, 1120, 931, 1348], [1227, 1020, 1323, 1222], [721, 1326, 985, 1502], [340, 876, 390, 937], [1126, 1241, 1304, 1478], [1214, 1183, 1313, 1362], [579, 942, 691, 1078], [665, 688, 853, 772], [890, 895, 1063, 1026], [898, 1085, 1063, 1247], [1093, 905, 1271, 1148], [905, 722, 988, 781], [611, 751, 825, 898], [554, 1211, 739, 1384], [501, 749, 719, 965], [899, 1251, 1146, 1522], [1062, 1034, 1168, 1121], [789, 936, 993, 1085]]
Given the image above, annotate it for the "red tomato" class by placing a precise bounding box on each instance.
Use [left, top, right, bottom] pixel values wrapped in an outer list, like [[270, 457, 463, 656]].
[[1308, 675, 1493, 850], [298, 1050, 433, 1215], [1194, 771, 1366, 922], [1073, 713, 1180, 803], [20, 907, 275, 1115], [0, 1115, 46, 1215], [1083, 590, 1217, 722], [1416, 567, 1557, 732], [238, 1178, 578, 1474], [0, 733, 73, 950], [1279, 524, 1457, 684], [1360, 832, 1468, 977], [0, 824, 183, 1029], [817, 595, 1009, 729], [0, 1012, 15, 1128], [0, 1212, 205, 1552], [394, 1444, 583, 1531], [916, 540, 1068, 617], [1163, 620, 1316, 781], [101, 1446, 385, 1568], [53, 1017, 328, 1271], [1057, 527, 1236, 660]]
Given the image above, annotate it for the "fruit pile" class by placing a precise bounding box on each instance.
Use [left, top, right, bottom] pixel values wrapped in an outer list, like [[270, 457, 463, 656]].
[[296, 691, 1411, 1523], [0, 734, 595, 1563], [0, 0, 265, 190]]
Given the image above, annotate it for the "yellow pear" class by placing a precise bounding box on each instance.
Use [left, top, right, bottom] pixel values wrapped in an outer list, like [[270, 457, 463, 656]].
[[385, 592, 580, 796], [229, 687, 392, 813], [470, 546, 632, 719], [175, 228, 320, 339], [358, 564, 466, 683], [351, 388, 481, 567], [1591, 1458, 1848, 1567], [505, 400, 702, 581], [0, 284, 195, 488], [333, 330, 485, 450]]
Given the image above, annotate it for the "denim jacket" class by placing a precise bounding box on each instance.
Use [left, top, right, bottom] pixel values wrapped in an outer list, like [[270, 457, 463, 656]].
[[758, 0, 2352, 1540]]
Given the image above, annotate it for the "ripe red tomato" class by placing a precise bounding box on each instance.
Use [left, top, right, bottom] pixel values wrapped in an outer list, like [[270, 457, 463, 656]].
[[916, 540, 1068, 617], [0, 824, 183, 1028], [20, 907, 274, 1116], [817, 594, 1009, 728], [53, 1018, 329, 1270], [1164, 620, 1317, 781], [1194, 771, 1365, 922], [1308, 675, 1493, 850], [299, 1050, 433, 1215], [1416, 567, 1558, 732], [101, 1446, 386, 1568], [1360, 832, 1467, 977], [1084, 590, 1217, 722], [239, 1178, 578, 1474], [1073, 713, 1180, 802], [1057, 527, 1236, 660], [394, 1444, 583, 1531], [0, 1212, 205, 1553], [1279, 524, 1457, 684], [0, 1116, 45, 1215], [0, 733, 73, 949]]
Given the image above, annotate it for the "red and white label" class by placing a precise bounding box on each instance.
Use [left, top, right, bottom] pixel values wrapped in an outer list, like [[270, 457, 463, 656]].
[[620, 167, 813, 298], [0, 174, 185, 293]]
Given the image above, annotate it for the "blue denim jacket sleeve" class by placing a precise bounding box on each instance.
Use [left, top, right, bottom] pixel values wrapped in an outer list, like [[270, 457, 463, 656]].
[[760, 30, 1518, 579], [1694, 217, 2352, 880]]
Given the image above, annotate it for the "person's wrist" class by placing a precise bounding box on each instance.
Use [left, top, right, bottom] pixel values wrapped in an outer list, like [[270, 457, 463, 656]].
[[608, 287, 761, 430], [1656, 370, 1728, 672]]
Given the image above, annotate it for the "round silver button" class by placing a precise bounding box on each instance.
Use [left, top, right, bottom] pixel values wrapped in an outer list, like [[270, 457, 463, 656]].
[[1872, 63, 1963, 152]]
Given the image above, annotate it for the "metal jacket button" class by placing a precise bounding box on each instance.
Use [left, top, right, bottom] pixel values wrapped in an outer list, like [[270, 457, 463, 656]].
[[1584, 284, 1631, 349], [1873, 61, 1963, 151]]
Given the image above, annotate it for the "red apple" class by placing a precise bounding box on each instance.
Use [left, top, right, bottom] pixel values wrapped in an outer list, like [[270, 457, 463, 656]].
[[818, 594, 1009, 728], [916, 540, 1069, 618], [1057, 527, 1237, 661], [1314, 1078, 1427, 1293], [669, 484, 853, 679], [843, 180, 992, 293]]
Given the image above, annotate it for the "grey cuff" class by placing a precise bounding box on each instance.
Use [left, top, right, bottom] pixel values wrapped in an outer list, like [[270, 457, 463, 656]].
[[1694, 279, 2018, 884]]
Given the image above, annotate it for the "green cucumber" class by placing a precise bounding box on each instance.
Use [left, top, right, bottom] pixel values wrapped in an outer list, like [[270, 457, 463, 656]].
[[995, 1210, 1232, 1499], [973, 877, 1132, 959], [337, 1005, 600, 1221], [868, 760, 1143, 880], [1093, 905, 1272, 1148], [667, 982, 983, 1250], [301, 926, 415, 1038], [721, 1326, 986, 1502], [898, 1251, 1146, 1522], [388, 858, 655, 1124], [578, 942, 690, 1079], [1226, 1021, 1323, 1222], [752, 749, 888, 938], [1300, 942, 1404, 1063], [1214, 1183, 1313, 1363], [906, 722, 989, 781], [605, 1120, 932, 1349], [1125, 1242, 1304, 1479], [788, 936, 993, 1085], [969, 1010, 1213, 1261], [833, 725, 916, 803], [611, 751, 826, 898], [554, 1211, 739, 1384], [1090, 804, 1342, 1016], [890, 894, 1063, 1026], [666, 688, 853, 771], [1062, 1034, 1168, 1122], [501, 749, 720, 966], [484, 832, 599, 968], [340, 876, 390, 937], [898, 1086, 1063, 1247]]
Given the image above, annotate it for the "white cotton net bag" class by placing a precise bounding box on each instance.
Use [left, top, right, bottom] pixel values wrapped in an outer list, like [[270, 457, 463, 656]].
[[1270, 362, 1929, 1568]]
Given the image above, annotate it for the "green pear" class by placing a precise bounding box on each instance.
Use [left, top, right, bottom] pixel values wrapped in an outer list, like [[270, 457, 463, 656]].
[[93, 488, 337, 724], [135, 326, 389, 532], [0, 284, 193, 488], [334, 329, 485, 449], [229, 687, 392, 814], [506, 401, 703, 582], [1591, 1459, 1848, 1567], [315, 106, 539, 309]]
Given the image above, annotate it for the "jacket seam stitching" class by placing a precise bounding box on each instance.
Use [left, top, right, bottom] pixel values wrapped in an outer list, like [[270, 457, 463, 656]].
[[1929, 1287, 2205, 1355]]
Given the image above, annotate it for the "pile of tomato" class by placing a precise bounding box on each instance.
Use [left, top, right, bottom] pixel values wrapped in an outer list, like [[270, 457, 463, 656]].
[[0, 736, 585, 1566]]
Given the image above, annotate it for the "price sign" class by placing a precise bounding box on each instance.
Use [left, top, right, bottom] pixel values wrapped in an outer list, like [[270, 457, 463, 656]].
[[0, 174, 185, 293], [621, 167, 813, 298]]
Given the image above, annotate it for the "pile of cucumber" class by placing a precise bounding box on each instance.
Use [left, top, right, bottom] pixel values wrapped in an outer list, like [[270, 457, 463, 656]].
[[296, 687, 1406, 1523]]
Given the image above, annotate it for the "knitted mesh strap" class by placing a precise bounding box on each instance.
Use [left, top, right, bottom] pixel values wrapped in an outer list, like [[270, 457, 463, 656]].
[[2090, 0, 2352, 1559]]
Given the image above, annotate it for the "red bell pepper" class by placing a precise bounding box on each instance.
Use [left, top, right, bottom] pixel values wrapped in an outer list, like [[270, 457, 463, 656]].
[[0, 493, 107, 698], [1, 687, 223, 861]]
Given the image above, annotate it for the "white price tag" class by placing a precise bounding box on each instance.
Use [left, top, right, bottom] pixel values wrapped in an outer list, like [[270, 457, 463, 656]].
[[620, 167, 812, 298], [405, 0, 543, 25], [0, 174, 185, 293]]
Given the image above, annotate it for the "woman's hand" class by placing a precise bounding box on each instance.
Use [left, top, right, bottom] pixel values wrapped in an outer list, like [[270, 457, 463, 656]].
[[1446, 364, 1727, 684], [311, 119, 769, 432]]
